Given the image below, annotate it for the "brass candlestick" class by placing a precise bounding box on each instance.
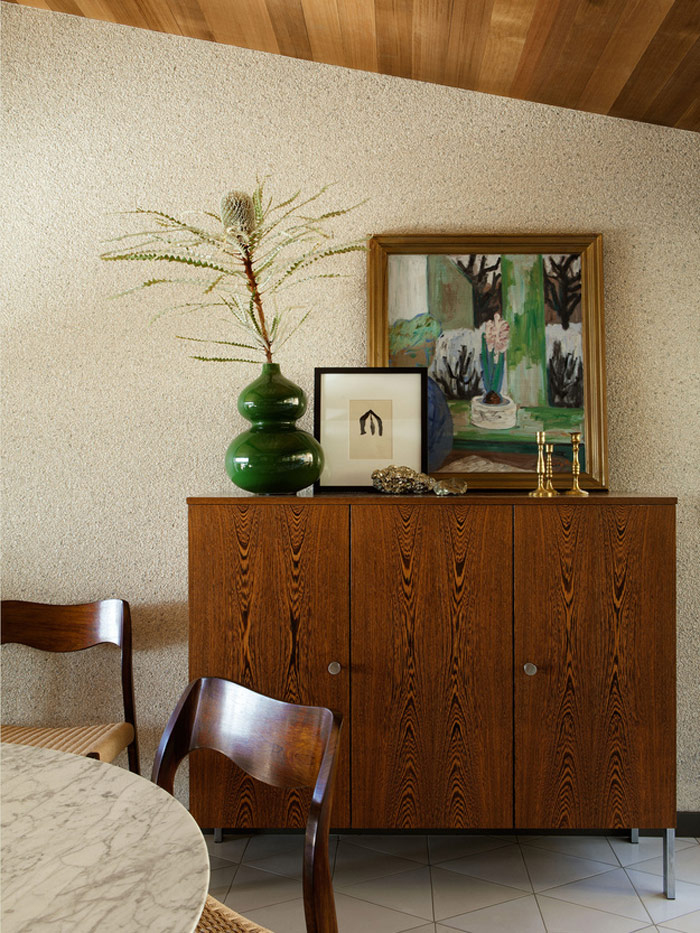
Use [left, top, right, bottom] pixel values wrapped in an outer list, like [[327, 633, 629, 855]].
[[564, 431, 588, 496], [529, 430, 549, 497], [544, 444, 559, 496]]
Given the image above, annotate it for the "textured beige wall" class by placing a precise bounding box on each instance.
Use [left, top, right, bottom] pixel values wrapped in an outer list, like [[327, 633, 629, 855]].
[[2, 4, 699, 809]]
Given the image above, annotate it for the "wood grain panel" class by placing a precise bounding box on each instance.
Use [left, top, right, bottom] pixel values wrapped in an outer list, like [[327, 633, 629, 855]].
[[188, 501, 350, 829], [9, 0, 699, 130], [476, 0, 535, 96], [351, 502, 513, 828], [374, 0, 415, 80], [514, 503, 676, 829], [609, 0, 699, 122], [336, 0, 378, 72], [576, 0, 678, 116]]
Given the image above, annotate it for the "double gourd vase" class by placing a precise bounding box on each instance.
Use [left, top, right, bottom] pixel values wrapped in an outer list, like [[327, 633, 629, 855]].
[[225, 363, 324, 495]]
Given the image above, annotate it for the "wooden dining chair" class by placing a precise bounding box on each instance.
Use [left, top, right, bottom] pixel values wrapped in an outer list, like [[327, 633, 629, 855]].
[[151, 677, 342, 933], [1, 599, 140, 774]]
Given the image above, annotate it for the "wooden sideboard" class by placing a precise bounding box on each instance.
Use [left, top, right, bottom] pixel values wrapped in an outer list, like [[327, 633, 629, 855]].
[[188, 494, 676, 837]]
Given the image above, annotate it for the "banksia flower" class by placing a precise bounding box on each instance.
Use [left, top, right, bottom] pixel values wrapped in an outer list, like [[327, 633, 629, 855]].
[[221, 190, 255, 239], [102, 178, 365, 364]]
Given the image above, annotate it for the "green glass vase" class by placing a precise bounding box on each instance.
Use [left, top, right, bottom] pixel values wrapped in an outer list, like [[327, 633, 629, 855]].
[[225, 363, 324, 495]]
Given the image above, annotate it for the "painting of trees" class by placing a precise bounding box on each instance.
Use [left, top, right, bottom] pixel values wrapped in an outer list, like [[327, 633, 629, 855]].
[[544, 254, 581, 328], [455, 255, 502, 327]]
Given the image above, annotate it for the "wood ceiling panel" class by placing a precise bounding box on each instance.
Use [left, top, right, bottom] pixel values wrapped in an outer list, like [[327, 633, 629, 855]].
[[642, 36, 700, 126], [7, 0, 699, 130], [336, 0, 378, 73], [300, 0, 344, 68], [475, 0, 535, 96], [532, 0, 628, 109], [374, 0, 415, 80], [576, 0, 677, 116], [266, 0, 311, 60], [675, 95, 700, 130], [609, 0, 699, 121], [411, 0, 453, 87]]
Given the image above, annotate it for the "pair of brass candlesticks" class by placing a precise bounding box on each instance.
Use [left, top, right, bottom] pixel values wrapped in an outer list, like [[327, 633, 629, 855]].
[[529, 431, 588, 497]]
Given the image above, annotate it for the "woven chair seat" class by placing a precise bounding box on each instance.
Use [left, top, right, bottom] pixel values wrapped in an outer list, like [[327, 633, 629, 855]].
[[1, 722, 135, 763], [196, 895, 275, 933]]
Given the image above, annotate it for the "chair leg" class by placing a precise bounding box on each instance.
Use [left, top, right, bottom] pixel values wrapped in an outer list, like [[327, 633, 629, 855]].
[[127, 741, 140, 775], [630, 828, 639, 844], [663, 828, 675, 899], [214, 828, 223, 844]]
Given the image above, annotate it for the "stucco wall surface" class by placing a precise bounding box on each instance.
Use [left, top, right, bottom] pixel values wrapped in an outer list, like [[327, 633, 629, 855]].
[[2, 3, 699, 808]]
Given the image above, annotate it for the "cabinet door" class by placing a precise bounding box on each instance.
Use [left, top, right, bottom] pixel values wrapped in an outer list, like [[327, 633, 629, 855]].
[[188, 502, 350, 828], [352, 503, 513, 828], [514, 504, 676, 828]]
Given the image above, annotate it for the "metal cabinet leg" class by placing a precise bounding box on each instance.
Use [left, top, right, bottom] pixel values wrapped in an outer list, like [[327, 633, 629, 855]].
[[630, 828, 639, 843], [663, 828, 676, 899], [214, 827, 223, 844]]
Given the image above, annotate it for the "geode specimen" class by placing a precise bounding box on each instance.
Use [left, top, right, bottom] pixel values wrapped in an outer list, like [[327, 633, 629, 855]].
[[433, 478, 469, 496], [371, 465, 436, 495]]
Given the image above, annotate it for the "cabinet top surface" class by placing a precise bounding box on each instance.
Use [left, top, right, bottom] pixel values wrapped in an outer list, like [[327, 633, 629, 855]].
[[188, 492, 677, 506]]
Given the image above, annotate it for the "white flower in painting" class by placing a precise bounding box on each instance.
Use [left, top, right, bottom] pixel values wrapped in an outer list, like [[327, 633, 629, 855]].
[[484, 313, 510, 361]]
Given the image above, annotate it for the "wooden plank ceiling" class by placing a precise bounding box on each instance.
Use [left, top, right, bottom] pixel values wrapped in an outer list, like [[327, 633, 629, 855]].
[[9, 0, 700, 131]]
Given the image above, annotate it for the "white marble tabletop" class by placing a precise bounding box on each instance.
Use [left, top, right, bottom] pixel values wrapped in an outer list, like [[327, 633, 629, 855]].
[[1, 743, 210, 933]]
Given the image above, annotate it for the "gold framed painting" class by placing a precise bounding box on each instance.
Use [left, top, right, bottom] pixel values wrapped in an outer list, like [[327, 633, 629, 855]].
[[367, 234, 608, 489]]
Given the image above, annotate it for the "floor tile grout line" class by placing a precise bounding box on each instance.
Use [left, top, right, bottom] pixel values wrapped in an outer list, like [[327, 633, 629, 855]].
[[519, 839, 629, 870], [535, 889, 667, 928], [428, 863, 438, 925], [436, 892, 534, 928], [517, 842, 549, 930], [207, 833, 700, 928], [622, 865, 677, 928]]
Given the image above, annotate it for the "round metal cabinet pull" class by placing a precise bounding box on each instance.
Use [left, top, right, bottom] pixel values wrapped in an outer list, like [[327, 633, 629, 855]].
[[523, 662, 538, 676], [327, 661, 342, 675]]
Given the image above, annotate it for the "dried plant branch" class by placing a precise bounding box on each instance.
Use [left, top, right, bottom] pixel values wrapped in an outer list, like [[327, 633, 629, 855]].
[[102, 179, 366, 364]]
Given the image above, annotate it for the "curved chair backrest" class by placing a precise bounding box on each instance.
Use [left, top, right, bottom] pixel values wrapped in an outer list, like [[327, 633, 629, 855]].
[[1, 599, 139, 773], [152, 677, 342, 933]]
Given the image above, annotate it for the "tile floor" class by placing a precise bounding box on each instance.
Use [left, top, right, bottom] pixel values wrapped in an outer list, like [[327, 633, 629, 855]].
[[205, 832, 700, 933]]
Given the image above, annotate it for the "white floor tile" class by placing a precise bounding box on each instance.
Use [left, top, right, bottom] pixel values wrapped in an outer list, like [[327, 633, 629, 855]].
[[208, 863, 238, 899], [540, 868, 649, 922], [438, 893, 545, 932], [337, 891, 432, 933], [609, 838, 697, 868], [521, 845, 618, 892], [429, 835, 514, 864], [223, 863, 302, 912], [244, 896, 307, 933], [520, 835, 619, 865], [537, 894, 653, 932], [247, 837, 338, 880], [204, 832, 250, 863], [626, 846, 700, 885], [342, 834, 430, 863], [659, 907, 700, 931], [334, 841, 425, 886], [336, 865, 434, 920], [626, 869, 700, 925], [431, 865, 524, 920], [436, 844, 532, 892], [241, 833, 305, 862]]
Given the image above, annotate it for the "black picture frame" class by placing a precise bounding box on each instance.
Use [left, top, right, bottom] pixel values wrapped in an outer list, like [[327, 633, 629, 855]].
[[314, 367, 428, 493]]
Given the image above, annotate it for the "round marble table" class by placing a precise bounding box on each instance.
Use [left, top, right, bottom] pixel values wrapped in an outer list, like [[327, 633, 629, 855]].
[[1, 743, 210, 932]]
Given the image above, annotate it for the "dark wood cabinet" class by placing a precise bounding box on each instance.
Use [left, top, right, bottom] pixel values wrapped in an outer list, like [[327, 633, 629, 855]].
[[351, 503, 512, 828], [188, 501, 350, 828], [188, 495, 675, 835], [513, 503, 676, 829]]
